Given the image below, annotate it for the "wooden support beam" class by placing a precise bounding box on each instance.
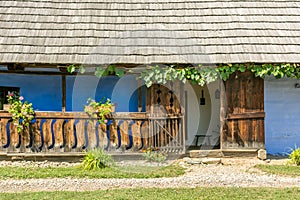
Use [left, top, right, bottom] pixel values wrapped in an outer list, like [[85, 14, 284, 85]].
[[0, 70, 66, 76], [138, 80, 143, 112], [219, 80, 226, 150]]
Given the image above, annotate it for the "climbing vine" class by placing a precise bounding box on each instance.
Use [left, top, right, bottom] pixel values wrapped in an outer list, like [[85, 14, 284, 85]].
[[139, 63, 300, 87], [139, 65, 219, 87], [67, 63, 300, 87], [67, 64, 125, 78], [217, 63, 300, 80]]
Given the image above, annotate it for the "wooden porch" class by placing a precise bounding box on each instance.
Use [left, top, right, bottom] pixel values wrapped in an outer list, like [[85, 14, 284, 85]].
[[0, 111, 185, 154]]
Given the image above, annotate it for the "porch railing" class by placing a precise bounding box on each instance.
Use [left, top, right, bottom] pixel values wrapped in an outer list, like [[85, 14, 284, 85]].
[[0, 112, 185, 154]]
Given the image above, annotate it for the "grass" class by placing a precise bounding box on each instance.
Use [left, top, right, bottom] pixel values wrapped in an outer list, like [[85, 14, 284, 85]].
[[255, 164, 300, 177], [0, 164, 185, 179], [1, 188, 300, 200]]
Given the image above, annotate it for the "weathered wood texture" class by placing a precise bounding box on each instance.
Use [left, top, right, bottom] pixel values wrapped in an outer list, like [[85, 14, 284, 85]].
[[147, 82, 182, 115], [222, 71, 265, 149], [0, 111, 184, 153], [0, 1, 299, 64], [145, 82, 185, 152]]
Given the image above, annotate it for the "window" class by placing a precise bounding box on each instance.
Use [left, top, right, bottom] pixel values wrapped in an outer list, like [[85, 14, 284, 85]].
[[0, 86, 20, 110]]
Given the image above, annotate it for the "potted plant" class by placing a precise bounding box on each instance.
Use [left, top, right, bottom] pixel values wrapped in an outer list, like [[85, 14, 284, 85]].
[[7, 92, 35, 133], [84, 98, 115, 124]]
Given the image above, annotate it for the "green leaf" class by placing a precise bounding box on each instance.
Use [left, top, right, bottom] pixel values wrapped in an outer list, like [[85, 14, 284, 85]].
[[239, 65, 246, 72], [108, 65, 115, 73], [67, 65, 76, 73], [95, 67, 105, 78], [115, 68, 125, 77], [78, 66, 86, 74]]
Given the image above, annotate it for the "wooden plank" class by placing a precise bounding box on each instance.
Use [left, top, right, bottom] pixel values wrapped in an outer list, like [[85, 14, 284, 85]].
[[10, 122, 19, 150], [109, 121, 118, 148], [31, 120, 41, 152], [75, 120, 85, 150], [21, 126, 31, 152], [42, 119, 51, 151], [54, 119, 64, 149], [64, 119, 73, 151], [98, 123, 107, 149], [0, 119, 8, 146], [132, 120, 141, 150], [0, 111, 147, 120], [120, 120, 129, 147], [227, 112, 265, 120], [86, 120, 96, 149], [141, 121, 149, 149]]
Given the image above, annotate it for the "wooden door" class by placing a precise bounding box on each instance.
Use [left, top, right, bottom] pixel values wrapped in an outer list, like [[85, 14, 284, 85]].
[[221, 71, 265, 149], [145, 82, 185, 151], [146, 82, 183, 115]]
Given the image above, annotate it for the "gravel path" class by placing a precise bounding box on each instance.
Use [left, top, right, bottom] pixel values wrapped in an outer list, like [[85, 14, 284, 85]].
[[0, 158, 299, 193]]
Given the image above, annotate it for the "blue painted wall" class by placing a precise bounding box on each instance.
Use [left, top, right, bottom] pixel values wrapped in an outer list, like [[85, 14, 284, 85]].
[[0, 74, 140, 112], [67, 75, 140, 112], [265, 77, 300, 155], [0, 74, 62, 111]]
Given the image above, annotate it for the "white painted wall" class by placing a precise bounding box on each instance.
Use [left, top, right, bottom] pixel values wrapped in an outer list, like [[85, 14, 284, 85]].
[[265, 77, 300, 154], [184, 80, 220, 147]]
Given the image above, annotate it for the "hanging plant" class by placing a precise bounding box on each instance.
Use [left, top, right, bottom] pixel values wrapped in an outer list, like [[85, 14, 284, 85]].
[[84, 98, 116, 124], [7, 92, 35, 133]]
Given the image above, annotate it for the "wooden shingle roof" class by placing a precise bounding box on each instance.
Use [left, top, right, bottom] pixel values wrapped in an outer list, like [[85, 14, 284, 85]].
[[0, 0, 299, 64]]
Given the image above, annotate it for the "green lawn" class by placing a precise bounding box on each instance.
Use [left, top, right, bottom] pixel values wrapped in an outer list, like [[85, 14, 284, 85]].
[[255, 164, 300, 177], [0, 164, 185, 179], [1, 188, 300, 200]]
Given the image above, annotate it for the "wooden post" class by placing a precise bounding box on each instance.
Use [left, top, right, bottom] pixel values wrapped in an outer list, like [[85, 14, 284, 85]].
[[219, 79, 226, 150], [138, 80, 143, 112], [62, 75, 66, 112]]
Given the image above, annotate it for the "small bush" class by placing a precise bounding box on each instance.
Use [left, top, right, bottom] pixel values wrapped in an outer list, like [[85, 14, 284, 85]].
[[289, 148, 300, 166], [142, 147, 167, 163], [81, 148, 115, 170]]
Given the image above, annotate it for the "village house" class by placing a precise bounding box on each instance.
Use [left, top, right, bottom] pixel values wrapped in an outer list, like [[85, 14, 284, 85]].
[[0, 0, 299, 157]]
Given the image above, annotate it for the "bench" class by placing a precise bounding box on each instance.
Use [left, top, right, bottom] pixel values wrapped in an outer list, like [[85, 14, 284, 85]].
[[194, 134, 212, 146]]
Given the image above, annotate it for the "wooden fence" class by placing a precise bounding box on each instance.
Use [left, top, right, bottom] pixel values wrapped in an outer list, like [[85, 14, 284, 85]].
[[0, 112, 185, 154]]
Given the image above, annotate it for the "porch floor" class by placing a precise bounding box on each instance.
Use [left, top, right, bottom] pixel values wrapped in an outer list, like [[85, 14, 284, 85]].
[[0, 148, 259, 162]]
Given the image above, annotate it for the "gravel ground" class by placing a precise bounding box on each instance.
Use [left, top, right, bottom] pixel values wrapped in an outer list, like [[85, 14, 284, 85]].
[[0, 157, 299, 193]]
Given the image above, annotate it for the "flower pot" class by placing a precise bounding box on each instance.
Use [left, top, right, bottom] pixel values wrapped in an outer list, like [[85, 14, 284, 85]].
[[3, 104, 10, 111], [111, 105, 115, 112]]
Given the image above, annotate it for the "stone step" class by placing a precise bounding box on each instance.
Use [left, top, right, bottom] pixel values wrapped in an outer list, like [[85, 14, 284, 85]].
[[189, 150, 223, 158], [189, 149, 262, 158], [182, 157, 222, 165]]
